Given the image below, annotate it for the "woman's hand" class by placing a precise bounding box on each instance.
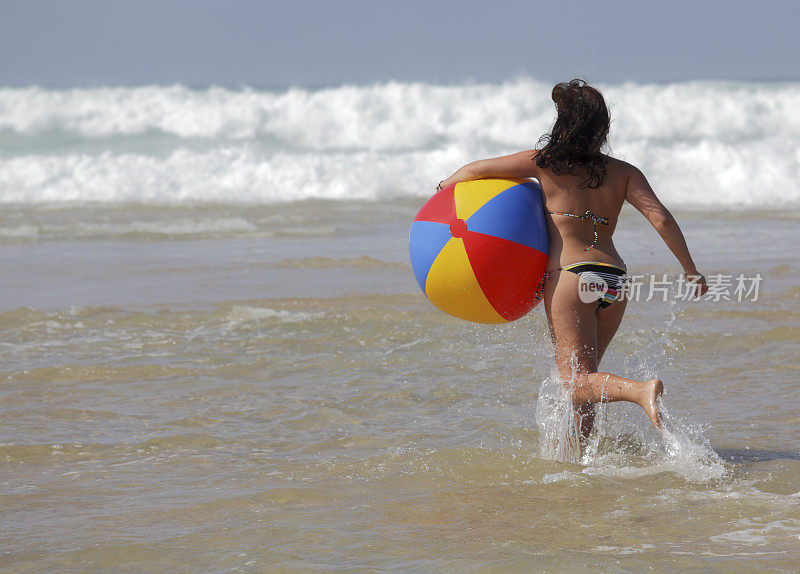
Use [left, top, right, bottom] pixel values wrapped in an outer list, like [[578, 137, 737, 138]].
[[685, 273, 708, 297]]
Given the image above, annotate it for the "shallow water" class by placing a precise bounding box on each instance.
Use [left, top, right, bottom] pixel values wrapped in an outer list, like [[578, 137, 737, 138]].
[[1, 199, 799, 571]]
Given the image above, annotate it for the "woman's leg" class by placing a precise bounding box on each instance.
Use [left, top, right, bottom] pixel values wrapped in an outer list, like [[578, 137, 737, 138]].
[[544, 271, 663, 439], [594, 295, 663, 429], [571, 372, 663, 430], [544, 271, 599, 439], [596, 296, 627, 364]]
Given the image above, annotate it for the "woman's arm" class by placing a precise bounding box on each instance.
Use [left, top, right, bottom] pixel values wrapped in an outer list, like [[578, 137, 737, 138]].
[[625, 167, 708, 296], [437, 150, 540, 190]]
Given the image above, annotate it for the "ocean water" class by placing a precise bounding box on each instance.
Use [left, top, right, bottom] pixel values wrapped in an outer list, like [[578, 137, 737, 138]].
[[1, 79, 799, 571]]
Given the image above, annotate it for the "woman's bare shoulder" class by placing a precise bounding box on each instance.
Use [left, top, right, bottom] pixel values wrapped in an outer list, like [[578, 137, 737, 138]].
[[605, 155, 640, 176]]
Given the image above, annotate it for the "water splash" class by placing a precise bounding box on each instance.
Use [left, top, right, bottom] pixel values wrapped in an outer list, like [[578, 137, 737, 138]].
[[534, 301, 725, 481], [656, 399, 726, 481], [535, 369, 582, 464]]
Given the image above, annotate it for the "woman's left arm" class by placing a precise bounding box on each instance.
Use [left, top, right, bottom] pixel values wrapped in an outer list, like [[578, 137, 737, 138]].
[[436, 150, 540, 190]]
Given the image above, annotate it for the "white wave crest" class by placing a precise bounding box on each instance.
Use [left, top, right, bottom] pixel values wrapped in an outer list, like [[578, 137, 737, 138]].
[[0, 81, 555, 149], [1, 79, 799, 206], [0, 147, 462, 204]]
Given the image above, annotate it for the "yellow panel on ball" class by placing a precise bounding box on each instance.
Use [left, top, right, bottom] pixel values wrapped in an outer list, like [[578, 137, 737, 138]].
[[453, 179, 518, 221], [425, 238, 507, 324]]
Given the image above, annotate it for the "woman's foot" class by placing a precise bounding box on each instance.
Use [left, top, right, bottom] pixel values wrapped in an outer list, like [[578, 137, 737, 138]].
[[639, 378, 664, 430]]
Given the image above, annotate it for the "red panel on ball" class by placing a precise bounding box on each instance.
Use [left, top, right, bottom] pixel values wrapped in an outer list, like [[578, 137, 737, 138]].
[[462, 231, 548, 321], [413, 185, 456, 224]]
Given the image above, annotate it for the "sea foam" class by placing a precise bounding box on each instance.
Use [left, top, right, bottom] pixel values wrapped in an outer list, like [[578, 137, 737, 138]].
[[1, 79, 798, 206]]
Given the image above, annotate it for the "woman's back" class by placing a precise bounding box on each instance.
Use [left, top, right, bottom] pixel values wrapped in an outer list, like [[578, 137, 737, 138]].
[[538, 156, 630, 270]]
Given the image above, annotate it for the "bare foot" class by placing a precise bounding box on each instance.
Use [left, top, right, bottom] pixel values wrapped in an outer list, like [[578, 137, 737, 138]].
[[639, 379, 664, 430]]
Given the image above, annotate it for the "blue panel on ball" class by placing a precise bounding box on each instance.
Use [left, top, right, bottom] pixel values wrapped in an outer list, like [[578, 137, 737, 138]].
[[465, 182, 549, 254], [409, 220, 453, 293]]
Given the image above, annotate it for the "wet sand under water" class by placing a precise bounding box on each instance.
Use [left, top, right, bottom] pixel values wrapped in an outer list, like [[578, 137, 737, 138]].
[[1, 201, 799, 571]]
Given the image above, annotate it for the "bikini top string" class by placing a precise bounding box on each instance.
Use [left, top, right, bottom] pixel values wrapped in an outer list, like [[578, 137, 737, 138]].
[[546, 209, 614, 251]]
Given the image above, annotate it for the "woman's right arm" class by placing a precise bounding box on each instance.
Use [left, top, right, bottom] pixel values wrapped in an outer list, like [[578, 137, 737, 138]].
[[625, 166, 708, 296]]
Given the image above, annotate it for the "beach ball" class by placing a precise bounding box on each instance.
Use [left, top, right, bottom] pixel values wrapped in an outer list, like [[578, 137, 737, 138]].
[[409, 178, 549, 323]]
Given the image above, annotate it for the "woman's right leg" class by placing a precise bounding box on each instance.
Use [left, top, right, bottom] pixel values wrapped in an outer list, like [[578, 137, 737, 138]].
[[594, 294, 663, 429], [596, 296, 627, 364], [571, 372, 663, 430]]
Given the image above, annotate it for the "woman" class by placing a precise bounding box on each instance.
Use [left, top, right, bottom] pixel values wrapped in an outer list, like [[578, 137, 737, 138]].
[[436, 79, 708, 442]]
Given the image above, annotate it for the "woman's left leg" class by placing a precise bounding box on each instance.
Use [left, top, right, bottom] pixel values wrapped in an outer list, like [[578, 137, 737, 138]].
[[544, 270, 601, 439]]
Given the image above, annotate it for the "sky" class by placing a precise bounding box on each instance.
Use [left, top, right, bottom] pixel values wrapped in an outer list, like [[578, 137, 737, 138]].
[[1, 0, 798, 87]]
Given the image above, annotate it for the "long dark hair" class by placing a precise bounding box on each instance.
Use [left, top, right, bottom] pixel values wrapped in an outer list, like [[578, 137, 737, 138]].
[[535, 79, 610, 188]]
